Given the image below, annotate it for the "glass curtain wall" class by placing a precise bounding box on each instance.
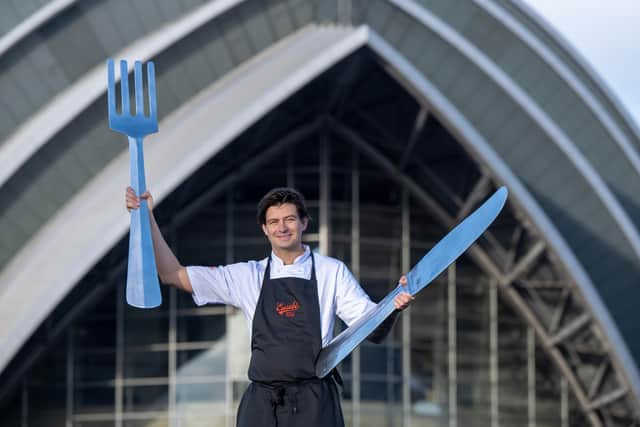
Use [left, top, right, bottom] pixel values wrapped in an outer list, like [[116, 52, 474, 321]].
[[0, 134, 569, 427]]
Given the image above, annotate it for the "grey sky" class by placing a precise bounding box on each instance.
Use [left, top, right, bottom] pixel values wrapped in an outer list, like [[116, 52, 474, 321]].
[[524, 0, 640, 127]]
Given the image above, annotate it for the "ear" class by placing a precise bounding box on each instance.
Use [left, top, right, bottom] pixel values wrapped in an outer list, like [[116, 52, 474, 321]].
[[261, 223, 268, 236], [301, 217, 308, 232]]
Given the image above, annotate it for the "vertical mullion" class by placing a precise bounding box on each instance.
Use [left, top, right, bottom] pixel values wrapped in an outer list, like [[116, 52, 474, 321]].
[[401, 190, 411, 427], [115, 283, 124, 427], [226, 191, 235, 265], [433, 278, 444, 409], [226, 191, 235, 427], [387, 336, 394, 420], [490, 280, 499, 427], [287, 150, 295, 188], [22, 377, 28, 427], [448, 263, 457, 427], [319, 129, 330, 256], [561, 377, 568, 427], [66, 329, 74, 427], [168, 226, 178, 427], [528, 327, 536, 427], [351, 148, 361, 427], [169, 289, 177, 425]]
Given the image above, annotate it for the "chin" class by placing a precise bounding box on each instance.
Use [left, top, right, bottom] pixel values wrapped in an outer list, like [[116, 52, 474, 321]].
[[274, 240, 298, 250]]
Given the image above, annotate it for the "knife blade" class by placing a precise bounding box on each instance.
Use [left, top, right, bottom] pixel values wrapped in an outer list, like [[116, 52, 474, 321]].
[[315, 186, 508, 378]]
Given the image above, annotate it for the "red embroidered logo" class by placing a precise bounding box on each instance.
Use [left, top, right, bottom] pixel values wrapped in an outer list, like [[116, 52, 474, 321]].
[[276, 300, 300, 317]]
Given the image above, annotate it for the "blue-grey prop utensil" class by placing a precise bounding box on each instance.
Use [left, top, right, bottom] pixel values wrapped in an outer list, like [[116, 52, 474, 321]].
[[107, 59, 161, 308], [315, 186, 508, 378]]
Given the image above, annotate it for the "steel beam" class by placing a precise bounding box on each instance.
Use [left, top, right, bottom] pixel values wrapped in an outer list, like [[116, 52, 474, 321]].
[[173, 119, 321, 228], [399, 108, 429, 170], [549, 289, 571, 334], [549, 313, 591, 346], [589, 387, 628, 411], [588, 357, 610, 400], [456, 173, 491, 222], [330, 119, 606, 427], [501, 241, 547, 286]]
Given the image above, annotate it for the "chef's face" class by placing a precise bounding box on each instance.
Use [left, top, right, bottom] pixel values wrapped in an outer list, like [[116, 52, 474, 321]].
[[261, 203, 308, 252]]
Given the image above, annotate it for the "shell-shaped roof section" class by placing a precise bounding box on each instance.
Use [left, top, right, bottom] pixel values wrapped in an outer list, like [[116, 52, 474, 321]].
[[0, 0, 212, 143], [0, 0, 55, 39]]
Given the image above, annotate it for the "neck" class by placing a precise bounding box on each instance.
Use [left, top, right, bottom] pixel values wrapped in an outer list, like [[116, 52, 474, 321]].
[[273, 245, 305, 265]]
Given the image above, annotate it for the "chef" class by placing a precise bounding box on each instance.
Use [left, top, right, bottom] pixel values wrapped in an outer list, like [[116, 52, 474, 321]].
[[126, 186, 413, 426]]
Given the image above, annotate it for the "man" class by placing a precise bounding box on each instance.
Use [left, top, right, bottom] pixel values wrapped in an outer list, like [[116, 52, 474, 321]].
[[126, 186, 413, 426]]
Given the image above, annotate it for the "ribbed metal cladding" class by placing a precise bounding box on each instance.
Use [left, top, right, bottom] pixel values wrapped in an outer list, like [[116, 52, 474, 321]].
[[1, 0, 640, 424], [495, 0, 640, 153], [352, 0, 640, 368], [0, 0, 321, 271], [0, 0, 51, 37], [0, 0, 211, 142], [415, 0, 640, 243]]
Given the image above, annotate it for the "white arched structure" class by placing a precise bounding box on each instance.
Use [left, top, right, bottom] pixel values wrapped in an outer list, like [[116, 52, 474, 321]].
[[1, 24, 639, 425], [2, 1, 640, 424]]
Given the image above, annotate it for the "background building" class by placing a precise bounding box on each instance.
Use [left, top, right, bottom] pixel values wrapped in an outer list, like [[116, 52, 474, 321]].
[[0, 1, 639, 426]]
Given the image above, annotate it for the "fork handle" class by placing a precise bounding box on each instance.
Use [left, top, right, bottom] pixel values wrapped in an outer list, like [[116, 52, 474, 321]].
[[127, 136, 161, 308]]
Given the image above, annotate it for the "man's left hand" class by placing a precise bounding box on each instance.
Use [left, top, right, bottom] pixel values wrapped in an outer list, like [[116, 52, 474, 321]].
[[394, 276, 414, 310]]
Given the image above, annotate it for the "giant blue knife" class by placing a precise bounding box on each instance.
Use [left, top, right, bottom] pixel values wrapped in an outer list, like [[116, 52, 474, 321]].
[[315, 186, 508, 378]]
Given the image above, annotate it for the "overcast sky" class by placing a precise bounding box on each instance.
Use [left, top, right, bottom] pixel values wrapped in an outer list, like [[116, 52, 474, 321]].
[[523, 0, 640, 127]]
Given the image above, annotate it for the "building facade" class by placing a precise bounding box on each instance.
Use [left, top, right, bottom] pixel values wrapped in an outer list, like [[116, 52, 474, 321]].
[[1, 1, 639, 426]]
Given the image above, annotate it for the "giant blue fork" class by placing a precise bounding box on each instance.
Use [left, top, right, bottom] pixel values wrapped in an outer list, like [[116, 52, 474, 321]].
[[107, 59, 161, 308]]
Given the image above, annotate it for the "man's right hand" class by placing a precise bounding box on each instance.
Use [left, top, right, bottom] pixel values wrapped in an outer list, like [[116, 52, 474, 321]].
[[126, 186, 154, 212]]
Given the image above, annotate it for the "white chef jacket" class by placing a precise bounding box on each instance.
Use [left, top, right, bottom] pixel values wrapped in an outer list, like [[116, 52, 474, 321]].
[[187, 245, 376, 347]]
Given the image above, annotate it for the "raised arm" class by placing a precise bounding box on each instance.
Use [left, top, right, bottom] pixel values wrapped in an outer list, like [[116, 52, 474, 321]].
[[126, 186, 192, 293]]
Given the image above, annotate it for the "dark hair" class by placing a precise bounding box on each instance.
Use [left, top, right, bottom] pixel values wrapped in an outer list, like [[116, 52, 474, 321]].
[[257, 187, 310, 225]]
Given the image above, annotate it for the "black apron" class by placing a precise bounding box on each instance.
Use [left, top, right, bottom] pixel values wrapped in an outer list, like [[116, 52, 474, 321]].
[[236, 253, 344, 427]]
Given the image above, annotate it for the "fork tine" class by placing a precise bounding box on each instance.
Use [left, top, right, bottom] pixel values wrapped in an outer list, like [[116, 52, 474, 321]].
[[120, 60, 130, 115], [107, 59, 116, 117], [147, 61, 156, 120], [134, 61, 144, 116]]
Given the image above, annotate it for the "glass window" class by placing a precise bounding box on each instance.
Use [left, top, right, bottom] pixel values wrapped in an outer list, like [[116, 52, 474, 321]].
[[123, 311, 169, 347], [75, 350, 115, 383], [123, 418, 169, 427], [177, 348, 226, 378], [75, 385, 115, 414], [122, 385, 168, 412], [177, 314, 226, 343], [176, 382, 226, 405], [123, 349, 168, 379]]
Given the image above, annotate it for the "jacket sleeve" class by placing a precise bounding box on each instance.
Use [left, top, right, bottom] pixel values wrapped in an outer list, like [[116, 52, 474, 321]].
[[186, 264, 242, 308], [334, 262, 377, 326]]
